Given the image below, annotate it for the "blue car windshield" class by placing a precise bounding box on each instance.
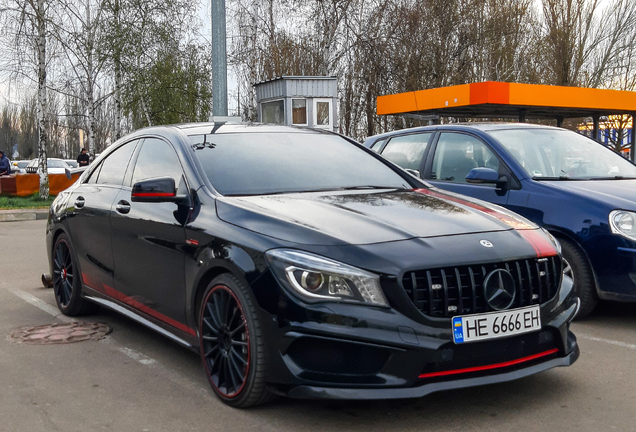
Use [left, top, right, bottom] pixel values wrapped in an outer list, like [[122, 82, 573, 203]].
[[490, 128, 636, 180], [189, 132, 412, 196]]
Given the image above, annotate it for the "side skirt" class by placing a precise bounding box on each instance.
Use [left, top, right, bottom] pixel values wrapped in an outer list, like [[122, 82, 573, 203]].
[[85, 294, 196, 350]]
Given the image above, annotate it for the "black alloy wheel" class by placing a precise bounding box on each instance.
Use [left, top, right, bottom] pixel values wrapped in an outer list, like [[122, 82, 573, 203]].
[[53, 238, 74, 309], [52, 233, 95, 316], [199, 274, 274, 407]]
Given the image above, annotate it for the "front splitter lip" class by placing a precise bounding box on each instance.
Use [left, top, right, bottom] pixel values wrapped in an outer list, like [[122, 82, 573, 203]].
[[286, 345, 579, 400]]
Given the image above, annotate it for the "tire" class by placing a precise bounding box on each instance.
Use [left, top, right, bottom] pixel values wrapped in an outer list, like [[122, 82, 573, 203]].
[[198, 273, 276, 408], [560, 238, 597, 319], [52, 233, 97, 316]]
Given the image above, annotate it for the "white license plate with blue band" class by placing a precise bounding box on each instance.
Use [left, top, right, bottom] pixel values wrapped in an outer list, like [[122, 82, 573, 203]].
[[452, 305, 541, 344]]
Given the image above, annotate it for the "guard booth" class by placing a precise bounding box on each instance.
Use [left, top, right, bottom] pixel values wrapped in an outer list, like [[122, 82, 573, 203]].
[[254, 76, 338, 131]]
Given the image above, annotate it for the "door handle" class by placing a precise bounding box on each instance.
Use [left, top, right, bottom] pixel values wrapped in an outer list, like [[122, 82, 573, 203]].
[[116, 200, 131, 214], [75, 196, 85, 208]]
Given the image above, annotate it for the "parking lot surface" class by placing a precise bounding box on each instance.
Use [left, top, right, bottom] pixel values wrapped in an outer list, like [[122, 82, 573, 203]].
[[1, 220, 635, 432]]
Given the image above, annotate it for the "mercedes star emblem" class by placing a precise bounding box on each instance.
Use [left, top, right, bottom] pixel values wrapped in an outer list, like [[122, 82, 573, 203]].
[[483, 269, 516, 310], [480, 240, 493, 248]]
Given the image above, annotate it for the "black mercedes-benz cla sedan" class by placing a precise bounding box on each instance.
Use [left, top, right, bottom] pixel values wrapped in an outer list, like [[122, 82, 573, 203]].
[[46, 123, 579, 407]]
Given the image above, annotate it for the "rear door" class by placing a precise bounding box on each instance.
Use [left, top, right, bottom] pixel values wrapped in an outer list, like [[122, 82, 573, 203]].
[[378, 132, 433, 178], [66, 139, 140, 296], [424, 132, 513, 206]]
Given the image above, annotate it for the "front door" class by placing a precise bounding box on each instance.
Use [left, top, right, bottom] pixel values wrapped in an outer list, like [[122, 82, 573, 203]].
[[426, 132, 510, 206], [110, 137, 191, 333]]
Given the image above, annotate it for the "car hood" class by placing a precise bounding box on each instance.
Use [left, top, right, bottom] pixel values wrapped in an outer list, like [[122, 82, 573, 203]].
[[541, 179, 636, 210], [216, 189, 516, 246]]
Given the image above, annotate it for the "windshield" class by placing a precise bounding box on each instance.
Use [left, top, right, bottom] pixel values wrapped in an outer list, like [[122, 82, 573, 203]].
[[189, 132, 412, 196], [489, 128, 636, 180], [47, 159, 68, 168]]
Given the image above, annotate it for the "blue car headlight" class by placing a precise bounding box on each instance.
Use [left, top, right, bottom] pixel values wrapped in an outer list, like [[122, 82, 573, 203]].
[[266, 249, 389, 307], [609, 210, 636, 241]]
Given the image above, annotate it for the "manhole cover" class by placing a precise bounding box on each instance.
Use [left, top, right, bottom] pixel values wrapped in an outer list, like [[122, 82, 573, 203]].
[[7, 322, 112, 345]]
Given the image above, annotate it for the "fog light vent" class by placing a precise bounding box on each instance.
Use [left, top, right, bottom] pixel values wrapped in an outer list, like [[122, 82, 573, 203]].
[[287, 337, 390, 376]]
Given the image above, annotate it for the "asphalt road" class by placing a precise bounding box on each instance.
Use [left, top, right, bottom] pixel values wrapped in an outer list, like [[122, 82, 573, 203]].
[[1, 220, 635, 432]]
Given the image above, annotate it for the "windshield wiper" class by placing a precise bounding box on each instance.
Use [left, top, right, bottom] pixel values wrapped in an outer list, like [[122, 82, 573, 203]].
[[533, 176, 571, 181], [339, 185, 410, 191], [589, 176, 636, 180]]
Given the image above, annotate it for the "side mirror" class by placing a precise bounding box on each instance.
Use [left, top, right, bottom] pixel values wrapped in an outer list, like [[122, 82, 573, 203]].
[[405, 168, 421, 178], [465, 167, 505, 185], [131, 177, 189, 204]]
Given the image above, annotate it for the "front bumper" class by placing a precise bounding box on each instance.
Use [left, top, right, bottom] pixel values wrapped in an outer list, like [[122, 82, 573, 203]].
[[586, 235, 636, 301], [253, 271, 580, 400], [287, 346, 579, 399]]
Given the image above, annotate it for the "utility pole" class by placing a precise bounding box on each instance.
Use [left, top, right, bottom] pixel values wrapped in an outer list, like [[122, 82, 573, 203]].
[[211, 0, 228, 117]]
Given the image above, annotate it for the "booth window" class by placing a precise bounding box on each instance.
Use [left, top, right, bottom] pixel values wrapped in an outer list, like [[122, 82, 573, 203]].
[[292, 99, 307, 125], [262, 100, 284, 124]]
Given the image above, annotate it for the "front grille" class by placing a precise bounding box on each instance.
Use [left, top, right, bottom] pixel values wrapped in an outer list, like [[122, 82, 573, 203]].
[[420, 328, 559, 378], [402, 256, 562, 318]]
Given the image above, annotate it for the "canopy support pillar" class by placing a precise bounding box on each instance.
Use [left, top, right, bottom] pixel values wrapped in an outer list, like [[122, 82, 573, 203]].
[[519, 109, 526, 123], [593, 115, 600, 142], [631, 113, 636, 162]]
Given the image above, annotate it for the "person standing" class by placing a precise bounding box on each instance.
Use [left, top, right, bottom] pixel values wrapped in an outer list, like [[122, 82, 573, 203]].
[[77, 148, 90, 167], [0, 150, 12, 176]]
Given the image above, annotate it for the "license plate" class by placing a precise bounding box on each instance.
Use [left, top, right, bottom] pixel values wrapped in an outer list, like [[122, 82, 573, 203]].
[[452, 305, 541, 344]]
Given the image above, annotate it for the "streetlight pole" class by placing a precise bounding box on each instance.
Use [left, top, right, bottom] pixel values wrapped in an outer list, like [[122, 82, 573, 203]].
[[211, 0, 228, 117]]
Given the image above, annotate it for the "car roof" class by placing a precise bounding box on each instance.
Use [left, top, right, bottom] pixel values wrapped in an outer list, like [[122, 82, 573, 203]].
[[172, 122, 335, 136], [367, 122, 566, 140]]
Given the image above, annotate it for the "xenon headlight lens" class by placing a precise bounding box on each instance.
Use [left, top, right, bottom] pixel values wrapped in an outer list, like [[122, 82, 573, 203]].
[[610, 210, 636, 241], [265, 249, 389, 307]]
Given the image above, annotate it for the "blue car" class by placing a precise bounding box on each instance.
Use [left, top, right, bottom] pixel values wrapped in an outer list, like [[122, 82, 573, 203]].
[[364, 123, 636, 318]]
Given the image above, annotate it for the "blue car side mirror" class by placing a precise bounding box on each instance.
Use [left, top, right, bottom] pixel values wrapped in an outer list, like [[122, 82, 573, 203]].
[[465, 167, 504, 184]]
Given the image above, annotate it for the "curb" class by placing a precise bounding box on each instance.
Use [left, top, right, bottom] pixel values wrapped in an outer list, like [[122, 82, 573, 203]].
[[0, 209, 48, 222]]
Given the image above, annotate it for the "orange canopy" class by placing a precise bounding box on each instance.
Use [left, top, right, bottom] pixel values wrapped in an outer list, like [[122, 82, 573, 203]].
[[377, 81, 636, 120]]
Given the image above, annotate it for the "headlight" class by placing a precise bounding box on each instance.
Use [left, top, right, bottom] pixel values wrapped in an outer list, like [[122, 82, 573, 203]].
[[540, 228, 562, 254], [610, 210, 636, 241], [265, 249, 389, 307]]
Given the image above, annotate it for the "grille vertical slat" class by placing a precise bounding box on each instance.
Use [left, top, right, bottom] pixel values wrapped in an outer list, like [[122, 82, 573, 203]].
[[402, 256, 562, 318], [468, 267, 478, 312], [455, 268, 464, 313], [426, 271, 434, 316], [535, 261, 543, 304], [441, 269, 449, 315], [514, 261, 525, 306]]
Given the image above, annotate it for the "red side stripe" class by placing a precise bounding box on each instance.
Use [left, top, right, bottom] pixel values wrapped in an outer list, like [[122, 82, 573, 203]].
[[418, 348, 559, 379], [82, 272, 196, 336], [413, 188, 556, 257], [518, 229, 557, 258], [132, 192, 175, 197]]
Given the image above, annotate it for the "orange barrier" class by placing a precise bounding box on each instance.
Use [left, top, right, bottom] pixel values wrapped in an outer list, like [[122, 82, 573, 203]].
[[0, 173, 80, 196]]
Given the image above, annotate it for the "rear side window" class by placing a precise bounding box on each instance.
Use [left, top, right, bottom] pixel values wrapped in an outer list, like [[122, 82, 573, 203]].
[[94, 140, 138, 185], [131, 138, 183, 184], [369, 138, 386, 152], [381, 133, 431, 170]]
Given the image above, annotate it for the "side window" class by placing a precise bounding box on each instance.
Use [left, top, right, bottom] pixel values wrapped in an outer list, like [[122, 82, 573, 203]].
[[369, 138, 387, 153], [431, 133, 499, 184], [94, 140, 138, 185], [85, 163, 102, 184], [131, 138, 183, 185], [381, 133, 431, 171]]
